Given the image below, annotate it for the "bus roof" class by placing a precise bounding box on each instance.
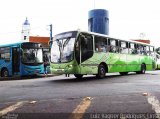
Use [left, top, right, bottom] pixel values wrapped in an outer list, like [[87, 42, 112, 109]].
[[54, 30, 154, 47], [0, 42, 41, 47], [78, 30, 154, 47]]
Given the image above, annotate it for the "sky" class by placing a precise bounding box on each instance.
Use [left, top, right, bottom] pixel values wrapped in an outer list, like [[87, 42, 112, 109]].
[[0, 0, 160, 47]]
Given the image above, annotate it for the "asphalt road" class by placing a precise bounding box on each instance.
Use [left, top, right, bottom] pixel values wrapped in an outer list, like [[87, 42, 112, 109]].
[[0, 71, 160, 119]]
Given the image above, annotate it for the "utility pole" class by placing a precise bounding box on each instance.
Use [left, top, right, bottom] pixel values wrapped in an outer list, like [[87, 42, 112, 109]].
[[49, 24, 53, 47]]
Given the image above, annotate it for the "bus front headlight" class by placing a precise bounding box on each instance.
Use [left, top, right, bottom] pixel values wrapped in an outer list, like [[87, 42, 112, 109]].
[[68, 64, 73, 68]]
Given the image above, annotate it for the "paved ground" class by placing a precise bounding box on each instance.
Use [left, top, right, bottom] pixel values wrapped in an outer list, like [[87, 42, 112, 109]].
[[0, 71, 160, 119]]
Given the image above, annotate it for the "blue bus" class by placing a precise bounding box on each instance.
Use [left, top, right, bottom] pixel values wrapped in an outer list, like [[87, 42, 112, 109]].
[[0, 42, 44, 77]]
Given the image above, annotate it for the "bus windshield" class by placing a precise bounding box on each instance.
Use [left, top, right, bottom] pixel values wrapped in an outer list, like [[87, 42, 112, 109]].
[[22, 48, 43, 64], [51, 31, 77, 63]]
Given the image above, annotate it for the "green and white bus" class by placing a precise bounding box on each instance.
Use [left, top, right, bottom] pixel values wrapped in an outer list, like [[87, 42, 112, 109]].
[[155, 51, 160, 70], [156, 54, 160, 70], [50, 30, 155, 78]]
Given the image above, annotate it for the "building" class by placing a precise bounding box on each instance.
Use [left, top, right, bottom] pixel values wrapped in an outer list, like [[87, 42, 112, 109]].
[[132, 39, 150, 44], [21, 18, 30, 42], [21, 18, 50, 47], [29, 36, 50, 47]]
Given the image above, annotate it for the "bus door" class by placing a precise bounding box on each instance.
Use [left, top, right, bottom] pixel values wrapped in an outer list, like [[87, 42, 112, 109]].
[[12, 47, 20, 75], [75, 33, 93, 74]]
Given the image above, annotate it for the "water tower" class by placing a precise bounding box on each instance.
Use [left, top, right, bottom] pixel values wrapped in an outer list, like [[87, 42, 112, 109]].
[[88, 9, 109, 35]]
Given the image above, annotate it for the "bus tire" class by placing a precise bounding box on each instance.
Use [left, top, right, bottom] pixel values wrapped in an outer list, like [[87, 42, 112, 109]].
[[1, 68, 9, 77], [74, 74, 83, 79], [119, 72, 128, 75], [96, 64, 106, 79]]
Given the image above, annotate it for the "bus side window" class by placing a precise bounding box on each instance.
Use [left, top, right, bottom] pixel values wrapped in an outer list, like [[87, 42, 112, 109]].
[[146, 46, 150, 56], [137, 44, 141, 55], [129, 43, 136, 54], [106, 45, 111, 52], [143, 46, 147, 55], [140, 45, 145, 55], [0, 47, 11, 61], [95, 36, 107, 52], [108, 39, 118, 53], [119, 41, 128, 54], [150, 46, 154, 56], [95, 43, 104, 52]]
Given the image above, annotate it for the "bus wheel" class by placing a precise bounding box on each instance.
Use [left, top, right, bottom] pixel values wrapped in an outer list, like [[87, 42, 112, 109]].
[[96, 64, 106, 79], [74, 74, 83, 79], [119, 72, 128, 75], [140, 64, 146, 74], [1, 69, 9, 77]]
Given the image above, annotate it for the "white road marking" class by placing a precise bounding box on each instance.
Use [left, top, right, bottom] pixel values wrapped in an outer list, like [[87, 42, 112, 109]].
[[147, 94, 160, 119], [0, 101, 28, 117]]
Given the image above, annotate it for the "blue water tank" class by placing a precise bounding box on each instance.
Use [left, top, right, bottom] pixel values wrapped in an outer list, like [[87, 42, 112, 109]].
[[88, 9, 109, 35]]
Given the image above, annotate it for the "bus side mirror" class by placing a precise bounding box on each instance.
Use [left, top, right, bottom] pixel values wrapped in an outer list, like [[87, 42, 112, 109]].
[[48, 41, 53, 47], [156, 47, 160, 55]]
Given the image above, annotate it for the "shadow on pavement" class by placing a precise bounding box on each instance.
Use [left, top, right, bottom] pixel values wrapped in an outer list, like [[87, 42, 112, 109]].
[[0, 74, 55, 81], [51, 72, 140, 83]]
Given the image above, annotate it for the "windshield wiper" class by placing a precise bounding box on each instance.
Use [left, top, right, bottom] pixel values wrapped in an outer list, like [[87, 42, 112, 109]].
[[63, 37, 70, 48]]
